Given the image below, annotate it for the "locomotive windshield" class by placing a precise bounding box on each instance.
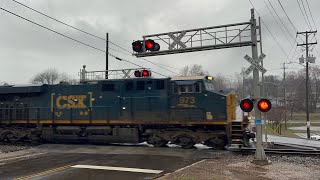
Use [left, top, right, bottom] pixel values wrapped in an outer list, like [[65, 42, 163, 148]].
[[204, 82, 214, 91]]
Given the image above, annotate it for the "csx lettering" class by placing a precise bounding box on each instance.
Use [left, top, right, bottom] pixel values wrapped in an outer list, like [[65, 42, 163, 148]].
[[56, 95, 87, 109]]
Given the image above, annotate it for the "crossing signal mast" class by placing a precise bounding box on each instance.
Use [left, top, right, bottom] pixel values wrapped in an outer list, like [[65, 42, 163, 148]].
[[132, 9, 270, 165]]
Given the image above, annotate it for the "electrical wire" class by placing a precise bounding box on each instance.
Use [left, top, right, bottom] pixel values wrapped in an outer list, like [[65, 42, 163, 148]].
[[297, 0, 312, 30], [305, 0, 317, 30], [264, 1, 295, 50], [10, 0, 181, 74], [300, 0, 313, 30], [0, 6, 169, 77], [267, 0, 297, 42], [277, 0, 297, 32], [0, 7, 106, 53], [248, 0, 290, 61]]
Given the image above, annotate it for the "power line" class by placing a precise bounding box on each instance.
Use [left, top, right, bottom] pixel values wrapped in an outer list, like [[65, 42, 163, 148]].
[[264, 1, 294, 46], [300, 0, 313, 30], [248, 0, 290, 61], [0, 7, 106, 53], [297, 0, 312, 30], [10, 0, 181, 75], [110, 55, 168, 77], [276, 0, 305, 44], [108, 47, 182, 73], [277, 0, 297, 32], [305, 0, 317, 30], [10, 0, 105, 41], [0, 6, 169, 77], [267, 0, 297, 42]]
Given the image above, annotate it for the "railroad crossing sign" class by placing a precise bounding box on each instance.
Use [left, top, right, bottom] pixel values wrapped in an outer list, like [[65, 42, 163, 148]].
[[244, 53, 266, 76], [168, 31, 187, 50]]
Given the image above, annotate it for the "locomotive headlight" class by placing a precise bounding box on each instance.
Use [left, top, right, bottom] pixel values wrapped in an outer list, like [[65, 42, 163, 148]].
[[206, 76, 213, 80]]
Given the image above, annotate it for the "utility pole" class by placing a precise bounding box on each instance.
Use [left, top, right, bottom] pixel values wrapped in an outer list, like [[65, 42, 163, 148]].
[[105, 33, 109, 79], [297, 30, 317, 139], [251, 9, 268, 165], [283, 63, 287, 129]]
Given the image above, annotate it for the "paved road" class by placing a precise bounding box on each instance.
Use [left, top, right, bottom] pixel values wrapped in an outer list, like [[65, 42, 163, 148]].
[[0, 144, 220, 180]]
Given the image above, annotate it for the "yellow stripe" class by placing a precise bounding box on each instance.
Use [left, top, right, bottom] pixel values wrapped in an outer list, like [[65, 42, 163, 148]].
[[14, 165, 70, 180], [8, 120, 228, 125]]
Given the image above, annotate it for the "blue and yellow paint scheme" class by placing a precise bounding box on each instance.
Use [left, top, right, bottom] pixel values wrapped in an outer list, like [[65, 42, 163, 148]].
[[0, 76, 237, 147], [0, 76, 236, 125]]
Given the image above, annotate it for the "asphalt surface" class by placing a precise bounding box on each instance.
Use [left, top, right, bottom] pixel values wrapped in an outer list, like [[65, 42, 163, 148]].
[[0, 144, 220, 180]]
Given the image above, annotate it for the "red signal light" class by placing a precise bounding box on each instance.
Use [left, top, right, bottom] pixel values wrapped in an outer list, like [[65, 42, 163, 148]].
[[134, 70, 142, 77], [132, 39, 160, 53], [240, 99, 254, 112], [145, 39, 155, 50], [132, 41, 143, 52], [142, 70, 151, 77], [257, 99, 272, 112]]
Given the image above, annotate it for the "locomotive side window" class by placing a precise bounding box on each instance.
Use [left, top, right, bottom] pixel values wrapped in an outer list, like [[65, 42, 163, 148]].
[[180, 85, 186, 93], [179, 85, 192, 93], [126, 82, 134, 91], [137, 81, 145, 90], [102, 84, 115, 91], [186, 85, 193, 92]]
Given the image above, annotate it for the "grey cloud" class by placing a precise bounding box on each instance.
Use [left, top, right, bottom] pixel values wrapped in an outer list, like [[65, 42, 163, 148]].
[[0, 0, 319, 84]]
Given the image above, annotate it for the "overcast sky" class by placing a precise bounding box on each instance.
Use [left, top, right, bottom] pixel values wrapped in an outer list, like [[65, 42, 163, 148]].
[[0, 0, 319, 84]]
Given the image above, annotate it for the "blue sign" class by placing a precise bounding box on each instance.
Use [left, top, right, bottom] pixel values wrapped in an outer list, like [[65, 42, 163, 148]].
[[255, 119, 262, 125]]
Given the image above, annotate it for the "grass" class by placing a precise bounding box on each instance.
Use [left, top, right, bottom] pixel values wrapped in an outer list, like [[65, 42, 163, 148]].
[[263, 112, 320, 138], [265, 122, 320, 138], [291, 113, 320, 120], [265, 124, 300, 138]]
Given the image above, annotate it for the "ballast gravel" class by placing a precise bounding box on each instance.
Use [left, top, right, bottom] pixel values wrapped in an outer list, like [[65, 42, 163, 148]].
[[157, 153, 320, 180], [0, 144, 33, 153]]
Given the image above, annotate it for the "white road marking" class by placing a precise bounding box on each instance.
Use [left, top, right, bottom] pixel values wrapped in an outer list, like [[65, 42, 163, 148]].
[[0, 152, 46, 162], [71, 165, 163, 174]]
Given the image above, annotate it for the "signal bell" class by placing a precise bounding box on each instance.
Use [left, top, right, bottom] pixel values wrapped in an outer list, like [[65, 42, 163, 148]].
[[240, 99, 254, 112]]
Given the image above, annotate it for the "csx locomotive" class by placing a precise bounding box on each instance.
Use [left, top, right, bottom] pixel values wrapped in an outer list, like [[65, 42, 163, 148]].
[[0, 71, 244, 149]]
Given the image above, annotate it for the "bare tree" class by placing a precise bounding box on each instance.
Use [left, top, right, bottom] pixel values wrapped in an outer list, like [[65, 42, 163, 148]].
[[31, 68, 78, 85], [179, 64, 208, 76], [213, 74, 228, 90]]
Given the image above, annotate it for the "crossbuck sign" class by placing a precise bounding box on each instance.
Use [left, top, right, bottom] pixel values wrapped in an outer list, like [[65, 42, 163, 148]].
[[244, 53, 266, 76]]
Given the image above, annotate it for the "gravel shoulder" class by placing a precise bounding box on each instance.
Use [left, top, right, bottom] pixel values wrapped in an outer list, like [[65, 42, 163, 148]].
[[157, 154, 320, 180]]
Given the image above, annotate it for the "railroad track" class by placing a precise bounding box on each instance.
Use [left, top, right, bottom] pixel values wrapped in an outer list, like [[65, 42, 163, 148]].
[[228, 147, 320, 156]]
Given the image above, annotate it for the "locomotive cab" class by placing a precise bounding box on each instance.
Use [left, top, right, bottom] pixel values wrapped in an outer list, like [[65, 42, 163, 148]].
[[170, 76, 234, 123]]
